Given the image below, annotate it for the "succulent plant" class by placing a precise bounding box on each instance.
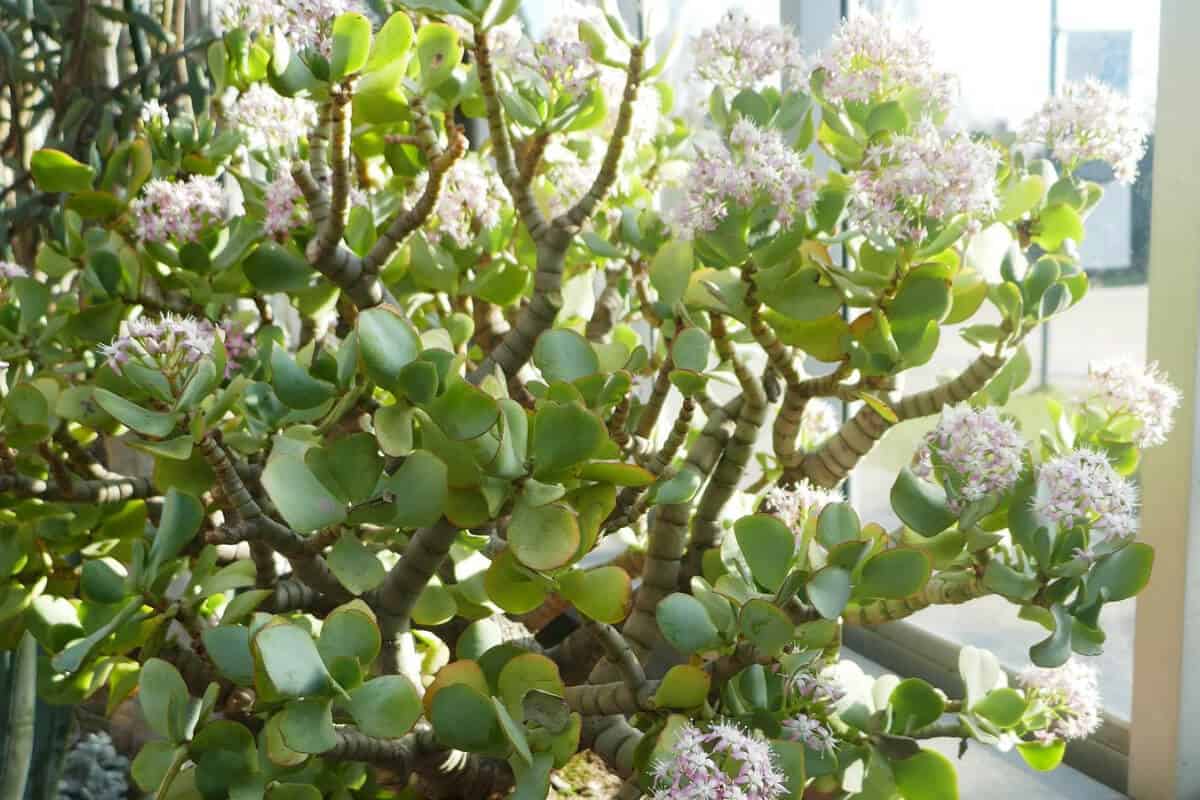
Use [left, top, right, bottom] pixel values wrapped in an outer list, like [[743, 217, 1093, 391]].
[[57, 732, 130, 800], [0, 2, 1171, 799]]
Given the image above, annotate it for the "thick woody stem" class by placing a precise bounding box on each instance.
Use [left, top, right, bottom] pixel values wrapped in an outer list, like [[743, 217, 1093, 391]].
[[327, 725, 440, 767], [606, 396, 695, 534], [309, 86, 352, 265], [843, 570, 988, 625], [586, 266, 625, 341], [197, 434, 350, 602], [330, 725, 514, 799], [250, 540, 277, 589], [636, 355, 674, 439], [473, 28, 553, 243], [467, 239, 566, 382], [292, 164, 393, 309], [309, 100, 332, 192], [263, 578, 339, 614], [584, 717, 644, 780], [468, 35, 643, 382], [608, 396, 632, 450], [518, 131, 550, 187], [745, 264, 802, 387], [415, 749, 514, 799], [686, 315, 767, 575], [0, 473, 154, 503], [582, 401, 739, 747], [584, 620, 646, 689], [564, 680, 659, 715], [773, 367, 850, 469], [555, 45, 644, 234], [53, 429, 115, 480], [369, 518, 459, 670], [362, 101, 467, 276], [644, 396, 695, 476], [291, 90, 396, 310], [580, 396, 727, 778], [546, 625, 605, 683], [752, 259, 852, 468], [791, 352, 1007, 488], [621, 396, 743, 655]]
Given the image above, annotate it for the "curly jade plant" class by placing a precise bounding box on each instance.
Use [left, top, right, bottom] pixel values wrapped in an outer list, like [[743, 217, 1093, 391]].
[[0, 2, 1176, 799]]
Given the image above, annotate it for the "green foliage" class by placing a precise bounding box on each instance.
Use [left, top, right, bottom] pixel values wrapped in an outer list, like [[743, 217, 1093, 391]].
[[0, 4, 1157, 798]]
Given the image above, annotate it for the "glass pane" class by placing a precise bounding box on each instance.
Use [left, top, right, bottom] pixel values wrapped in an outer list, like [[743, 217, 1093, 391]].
[[851, 0, 1159, 722]]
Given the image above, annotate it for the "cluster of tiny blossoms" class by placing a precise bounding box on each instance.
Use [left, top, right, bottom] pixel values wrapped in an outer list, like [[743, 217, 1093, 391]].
[[817, 12, 956, 110], [1033, 449, 1138, 543], [221, 321, 255, 378], [912, 405, 1024, 512], [223, 84, 316, 152], [217, 0, 362, 56], [491, 4, 601, 100], [765, 479, 842, 531], [849, 121, 999, 242], [650, 721, 785, 800], [538, 140, 604, 220], [788, 670, 846, 705], [138, 99, 170, 129], [672, 119, 817, 238], [781, 714, 836, 753], [1088, 360, 1180, 448], [1018, 660, 1102, 742], [99, 315, 215, 375], [263, 172, 306, 239], [0, 261, 29, 279], [1020, 78, 1148, 185], [418, 155, 505, 248], [692, 10, 807, 91], [132, 176, 229, 244]]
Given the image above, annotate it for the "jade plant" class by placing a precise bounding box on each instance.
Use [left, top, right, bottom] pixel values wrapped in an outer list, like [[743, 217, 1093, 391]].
[[0, 2, 1175, 799]]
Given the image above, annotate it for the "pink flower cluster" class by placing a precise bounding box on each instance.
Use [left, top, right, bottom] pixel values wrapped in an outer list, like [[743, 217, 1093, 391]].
[[1033, 449, 1138, 542], [224, 84, 316, 152], [765, 480, 842, 532], [848, 121, 999, 242], [781, 713, 836, 753], [221, 320, 255, 377], [912, 405, 1024, 512], [217, 0, 362, 56], [788, 670, 846, 705], [538, 139, 604, 220], [0, 261, 29, 279], [672, 119, 817, 238], [491, 3, 601, 100], [650, 721, 785, 800], [1088, 360, 1180, 448], [818, 12, 956, 109], [99, 314, 216, 375], [263, 172, 306, 239], [1020, 78, 1148, 185], [692, 10, 807, 91], [1019, 659, 1102, 742], [417, 155, 505, 248], [132, 176, 228, 245]]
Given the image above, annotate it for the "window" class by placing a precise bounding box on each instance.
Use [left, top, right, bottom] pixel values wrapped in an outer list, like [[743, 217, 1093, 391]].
[[843, 0, 1158, 730], [649, 0, 1191, 793]]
